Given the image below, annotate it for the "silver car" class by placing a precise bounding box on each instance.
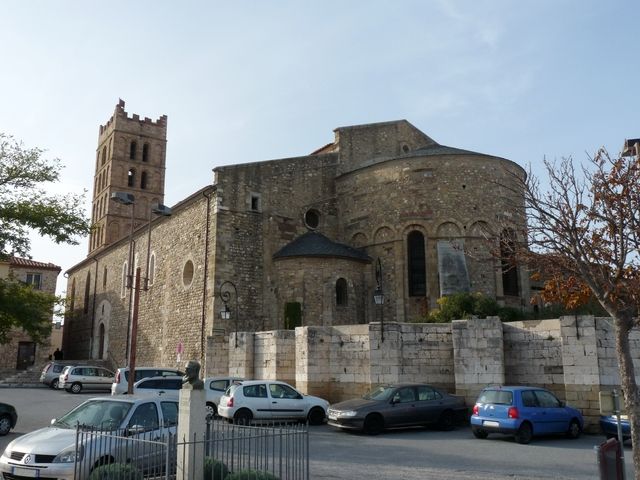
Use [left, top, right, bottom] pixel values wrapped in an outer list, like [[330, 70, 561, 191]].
[[39, 361, 72, 389], [0, 396, 178, 479], [58, 365, 114, 394]]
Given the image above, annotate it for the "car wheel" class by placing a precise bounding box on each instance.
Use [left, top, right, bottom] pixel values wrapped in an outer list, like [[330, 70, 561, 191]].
[[307, 407, 325, 426], [0, 415, 11, 436], [437, 410, 455, 431], [364, 414, 384, 435], [50, 379, 59, 389], [206, 402, 217, 419], [234, 409, 253, 425], [515, 422, 533, 444], [567, 419, 581, 439], [71, 382, 82, 394], [472, 428, 488, 439]]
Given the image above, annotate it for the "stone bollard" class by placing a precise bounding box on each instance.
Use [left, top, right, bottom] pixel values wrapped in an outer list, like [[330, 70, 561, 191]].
[[177, 360, 206, 480]]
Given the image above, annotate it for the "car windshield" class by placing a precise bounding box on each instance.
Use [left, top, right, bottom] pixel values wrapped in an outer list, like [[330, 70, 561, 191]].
[[477, 390, 513, 405], [363, 385, 395, 401], [54, 400, 133, 430]]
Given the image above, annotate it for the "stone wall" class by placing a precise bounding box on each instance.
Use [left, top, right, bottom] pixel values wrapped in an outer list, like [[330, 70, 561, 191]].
[[214, 315, 640, 432]]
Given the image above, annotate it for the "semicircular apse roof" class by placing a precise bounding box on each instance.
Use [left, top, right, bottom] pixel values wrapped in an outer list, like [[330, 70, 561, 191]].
[[273, 231, 371, 263]]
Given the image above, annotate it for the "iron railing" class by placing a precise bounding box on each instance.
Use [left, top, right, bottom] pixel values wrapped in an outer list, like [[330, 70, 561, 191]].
[[74, 420, 309, 480]]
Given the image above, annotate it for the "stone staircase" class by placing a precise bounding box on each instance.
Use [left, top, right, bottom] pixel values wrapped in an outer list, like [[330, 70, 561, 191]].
[[0, 364, 46, 388], [0, 359, 113, 388]]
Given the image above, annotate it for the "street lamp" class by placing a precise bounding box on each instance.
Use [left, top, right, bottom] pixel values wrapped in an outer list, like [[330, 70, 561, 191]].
[[373, 258, 385, 343], [219, 281, 238, 348], [110, 192, 171, 393]]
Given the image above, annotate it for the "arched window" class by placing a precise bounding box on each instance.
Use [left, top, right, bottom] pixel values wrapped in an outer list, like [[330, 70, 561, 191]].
[[148, 252, 156, 286], [83, 271, 91, 313], [121, 262, 128, 298], [129, 141, 137, 160], [501, 229, 520, 296], [407, 231, 426, 296], [336, 278, 348, 306], [70, 279, 76, 312], [140, 171, 148, 189], [127, 168, 136, 187], [101, 147, 106, 166], [142, 143, 149, 162], [103, 266, 108, 288]]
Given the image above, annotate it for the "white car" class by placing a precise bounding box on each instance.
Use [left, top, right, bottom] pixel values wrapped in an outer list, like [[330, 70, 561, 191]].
[[0, 396, 178, 479], [204, 376, 244, 418], [132, 375, 244, 419], [132, 375, 183, 397], [111, 366, 184, 395], [217, 380, 328, 425]]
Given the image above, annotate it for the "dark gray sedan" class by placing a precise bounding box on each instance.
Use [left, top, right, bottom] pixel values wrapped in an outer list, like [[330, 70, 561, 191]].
[[327, 383, 467, 435]]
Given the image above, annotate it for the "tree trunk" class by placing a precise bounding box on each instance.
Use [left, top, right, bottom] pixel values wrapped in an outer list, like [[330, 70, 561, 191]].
[[613, 312, 640, 478]]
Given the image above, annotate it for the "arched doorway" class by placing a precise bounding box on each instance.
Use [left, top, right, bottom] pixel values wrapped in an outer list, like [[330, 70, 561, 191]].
[[98, 323, 105, 359]]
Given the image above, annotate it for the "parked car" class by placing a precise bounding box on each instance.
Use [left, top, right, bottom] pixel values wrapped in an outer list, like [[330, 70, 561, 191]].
[[470, 386, 583, 444], [40, 361, 73, 389], [328, 383, 466, 435], [111, 366, 184, 395], [0, 403, 17, 436], [600, 414, 630, 442], [58, 365, 115, 394], [217, 380, 328, 425], [132, 376, 183, 396], [204, 376, 244, 418], [0, 396, 178, 479]]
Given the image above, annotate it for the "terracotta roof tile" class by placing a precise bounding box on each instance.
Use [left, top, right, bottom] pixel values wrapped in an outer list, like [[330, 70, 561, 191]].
[[10, 256, 61, 271]]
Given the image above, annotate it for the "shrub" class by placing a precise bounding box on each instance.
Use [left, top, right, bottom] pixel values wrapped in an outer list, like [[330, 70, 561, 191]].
[[226, 469, 280, 480], [88, 463, 143, 480], [204, 457, 229, 480]]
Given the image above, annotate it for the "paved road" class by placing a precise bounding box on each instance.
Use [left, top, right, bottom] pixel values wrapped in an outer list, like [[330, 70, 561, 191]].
[[0, 388, 635, 479]]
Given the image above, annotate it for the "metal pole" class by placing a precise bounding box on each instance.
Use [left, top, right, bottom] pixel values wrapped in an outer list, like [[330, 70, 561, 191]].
[[125, 205, 135, 361], [127, 267, 142, 394]]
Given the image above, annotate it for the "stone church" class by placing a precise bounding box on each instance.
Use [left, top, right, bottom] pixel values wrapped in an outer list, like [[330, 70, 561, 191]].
[[63, 100, 530, 372]]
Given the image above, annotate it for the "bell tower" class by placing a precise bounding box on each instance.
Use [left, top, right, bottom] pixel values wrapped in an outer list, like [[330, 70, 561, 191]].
[[88, 100, 168, 254]]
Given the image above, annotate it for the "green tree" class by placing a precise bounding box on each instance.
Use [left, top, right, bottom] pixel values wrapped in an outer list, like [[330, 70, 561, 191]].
[[507, 149, 640, 475], [0, 133, 90, 256], [0, 133, 90, 344]]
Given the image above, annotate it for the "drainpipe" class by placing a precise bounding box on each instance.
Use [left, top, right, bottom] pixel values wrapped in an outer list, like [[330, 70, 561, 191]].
[[200, 186, 215, 365]]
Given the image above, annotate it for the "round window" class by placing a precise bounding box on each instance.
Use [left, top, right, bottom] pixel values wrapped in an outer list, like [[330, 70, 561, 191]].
[[182, 260, 194, 288], [304, 209, 320, 229]]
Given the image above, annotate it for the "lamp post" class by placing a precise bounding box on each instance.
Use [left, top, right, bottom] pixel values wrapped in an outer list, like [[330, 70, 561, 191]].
[[219, 281, 239, 348], [110, 192, 172, 393], [373, 257, 385, 343]]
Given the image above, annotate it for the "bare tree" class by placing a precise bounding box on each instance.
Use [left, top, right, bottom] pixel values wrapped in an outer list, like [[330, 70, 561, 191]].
[[514, 148, 640, 474]]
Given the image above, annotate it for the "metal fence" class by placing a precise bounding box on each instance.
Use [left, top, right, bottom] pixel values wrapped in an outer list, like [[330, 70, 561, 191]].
[[74, 420, 309, 480]]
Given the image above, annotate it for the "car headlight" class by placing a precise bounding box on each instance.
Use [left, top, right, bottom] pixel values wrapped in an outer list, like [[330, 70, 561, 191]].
[[338, 410, 357, 417], [53, 446, 84, 463]]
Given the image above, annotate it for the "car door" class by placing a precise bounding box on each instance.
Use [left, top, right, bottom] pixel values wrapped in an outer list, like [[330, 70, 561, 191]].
[[533, 389, 568, 433], [98, 368, 114, 389], [384, 387, 418, 427], [519, 389, 548, 433], [268, 383, 307, 421], [241, 383, 270, 419], [125, 401, 164, 471], [415, 385, 445, 424], [83, 367, 98, 389]]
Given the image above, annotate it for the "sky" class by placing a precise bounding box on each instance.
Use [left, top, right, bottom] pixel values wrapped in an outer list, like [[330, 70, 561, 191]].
[[1, 1, 639, 298]]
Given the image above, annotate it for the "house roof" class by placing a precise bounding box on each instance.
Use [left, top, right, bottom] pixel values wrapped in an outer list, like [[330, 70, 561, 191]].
[[8, 256, 61, 271], [273, 231, 371, 263]]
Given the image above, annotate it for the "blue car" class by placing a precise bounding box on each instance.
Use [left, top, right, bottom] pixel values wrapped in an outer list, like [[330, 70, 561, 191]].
[[600, 415, 630, 441], [471, 386, 583, 444]]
